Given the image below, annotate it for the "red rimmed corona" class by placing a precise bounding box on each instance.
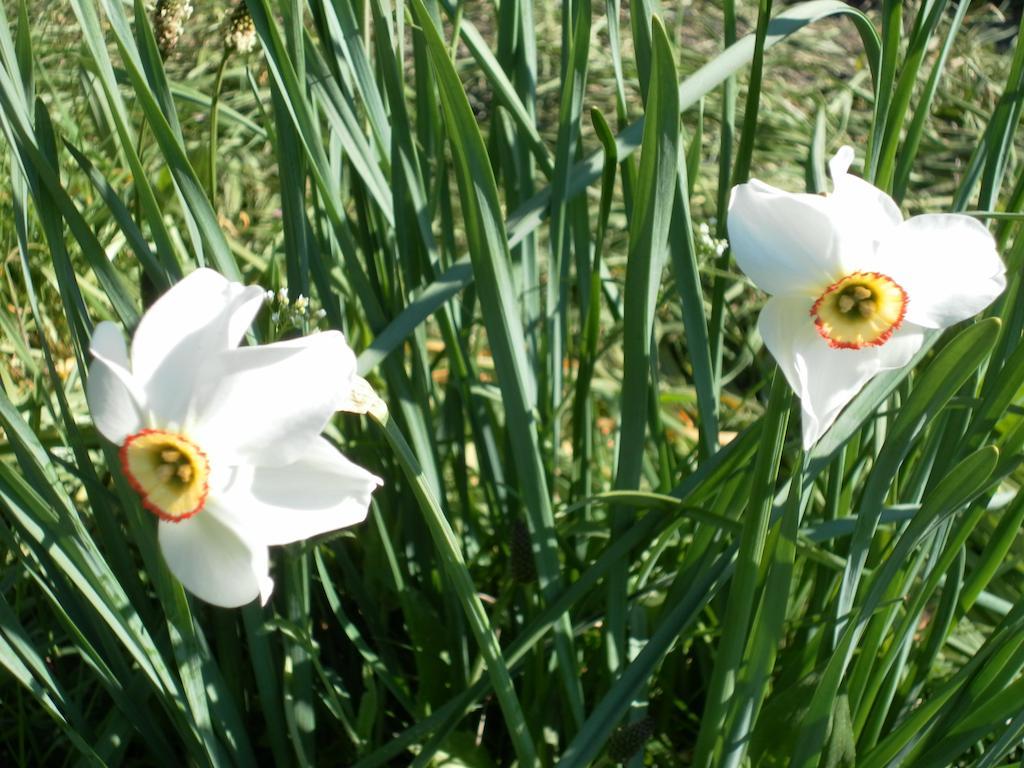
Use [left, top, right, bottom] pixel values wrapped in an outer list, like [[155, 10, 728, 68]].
[[810, 271, 908, 349], [119, 430, 210, 522]]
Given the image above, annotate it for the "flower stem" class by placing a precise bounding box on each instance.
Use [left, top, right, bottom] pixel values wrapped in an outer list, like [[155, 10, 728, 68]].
[[207, 50, 230, 208]]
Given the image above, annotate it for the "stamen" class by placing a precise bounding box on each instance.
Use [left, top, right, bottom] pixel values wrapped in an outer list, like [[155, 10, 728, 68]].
[[177, 464, 193, 483], [837, 295, 855, 313], [852, 286, 872, 300], [161, 449, 181, 463]]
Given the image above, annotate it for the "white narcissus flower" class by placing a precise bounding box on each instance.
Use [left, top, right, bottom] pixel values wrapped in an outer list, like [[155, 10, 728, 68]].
[[728, 146, 1006, 450], [86, 268, 383, 608]]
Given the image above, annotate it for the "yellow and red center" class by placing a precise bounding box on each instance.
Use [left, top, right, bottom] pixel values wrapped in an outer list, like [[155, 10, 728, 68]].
[[810, 271, 908, 349], [119, 430, 210, 522]]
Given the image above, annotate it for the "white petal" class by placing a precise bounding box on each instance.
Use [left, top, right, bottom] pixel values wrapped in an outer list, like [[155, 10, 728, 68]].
[[759, 298, 926, 449], [91, 320, 131, 366], [158, 513, 272, 608], [873, 323, 928, 371], [131, 269, 266, 426], [210, 437, 381, 546], [828, 146, 903, 242], [728, 180, 846, 295], [875, 215, 1006, 329], [828, 145, 856, 179], [190, 331, 357, 467], [86, 322, 145, 443]]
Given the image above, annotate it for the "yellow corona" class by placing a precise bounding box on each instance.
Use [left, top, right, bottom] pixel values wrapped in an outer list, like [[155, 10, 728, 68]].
[[120, 430, 210, 521]]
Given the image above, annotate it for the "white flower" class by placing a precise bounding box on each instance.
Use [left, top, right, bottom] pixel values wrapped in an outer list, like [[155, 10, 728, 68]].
[[728, 146, 1006, 449], [86, 269, 382, 608]]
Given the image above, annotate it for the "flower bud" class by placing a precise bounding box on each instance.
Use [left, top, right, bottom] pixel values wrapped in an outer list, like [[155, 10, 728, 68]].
[[223, 2, 257, 55], [153, 0, 194, 59]]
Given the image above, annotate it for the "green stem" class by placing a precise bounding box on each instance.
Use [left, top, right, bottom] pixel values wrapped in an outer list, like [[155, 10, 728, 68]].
[[207, 50, 230, 208], [691, 372, 790, 766]]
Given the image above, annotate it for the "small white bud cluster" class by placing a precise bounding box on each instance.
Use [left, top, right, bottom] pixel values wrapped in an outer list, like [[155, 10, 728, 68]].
[[266, 286, 328, 337], [697, 221, 728, 259], [153, 0, 194, 59], [223, 2, 258, 55]]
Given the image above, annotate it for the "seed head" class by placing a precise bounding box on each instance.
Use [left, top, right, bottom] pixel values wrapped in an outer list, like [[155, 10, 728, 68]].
[[509, 519, 537, 584], [153, 0, 194, 59], [223, 2, 258, 54], [607, 716, 656, 763]]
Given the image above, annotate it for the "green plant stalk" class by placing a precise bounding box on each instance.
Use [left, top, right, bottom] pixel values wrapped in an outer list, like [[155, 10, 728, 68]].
[[691, 372, 789, 767], [952, 11, 1024, 210], [668, 140, 719, 456], [347, 3, 882, 376], [283, 550, 315, 763], [730, 0, 772, 188], [719, 452, 805, 768], [960, 491, 1024, 612], [973, 706, 1024, 768], [976, 12, 1024, 211], [712, 0, 772, 406], [560, 535, 738, 768], [859, 599, 1024, 767], [107, 0, 240, 276], [607, 15, 679, 676], [792, 445, 999, 768], [891, 0, 969, 201], [206, 49, 229, 208], [873, 0, 949, 192], [366, 0, 499, 520], [375, 414, 537, 766], [865, 0, 903, 181], [571, 108, 617, 505], [353, 509, 668, 768], [410, 0, 585, 726], [543, 0, 591, 487], [907, 674, 1024, 766], [708, 0, 737, 390], [996, 167, 1024, 247], [241, 605, 291, 767], [605, 0, 629, 126], [847, 545, 931, 725], [833, 319, 1000, 645], [362, 418, 767, 768], [857, 543, 966, 750], [717, 0, 737, 213]]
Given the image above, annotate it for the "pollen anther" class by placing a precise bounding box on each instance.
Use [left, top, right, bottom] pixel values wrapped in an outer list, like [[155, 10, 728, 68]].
[[810, 271, 907, 349]]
